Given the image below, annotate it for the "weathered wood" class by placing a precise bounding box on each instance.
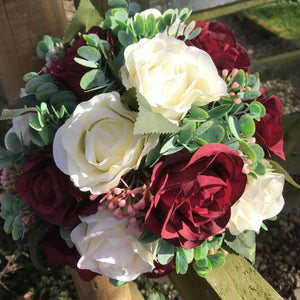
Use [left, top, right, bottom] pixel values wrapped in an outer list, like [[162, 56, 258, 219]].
[[254, 50, 300, 82], [188, 0, 277, 21], [70, 269, 145, 300], [169, 252, 283, 300], [0, 0, 67, 104]]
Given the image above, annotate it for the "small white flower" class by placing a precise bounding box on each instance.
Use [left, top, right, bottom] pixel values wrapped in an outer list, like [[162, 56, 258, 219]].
[[71, 210, 156, 282], [53, 92, 158, 194], [229, 160, 285, 235], [120, 34, 227, 123]]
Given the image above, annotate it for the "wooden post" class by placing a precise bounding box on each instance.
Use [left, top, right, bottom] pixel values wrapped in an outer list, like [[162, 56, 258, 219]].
[[70, 269, 145, 300], [169, 252, 283, 300], [0, 0, 67, 106]]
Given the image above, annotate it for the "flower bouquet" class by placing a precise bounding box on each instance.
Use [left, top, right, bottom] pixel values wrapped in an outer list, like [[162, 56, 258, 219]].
[[0, 0, 295, 293]]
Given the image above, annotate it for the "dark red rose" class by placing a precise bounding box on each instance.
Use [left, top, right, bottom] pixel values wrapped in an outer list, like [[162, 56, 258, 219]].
[[50, 26, 114, 102], [145, 258, 175, 279], [15, 148, 99, 227], [145, 144, 247, 249], [182, 21, 251, 74], [42, 227, 97, 281], [254, 89, 285, 160]]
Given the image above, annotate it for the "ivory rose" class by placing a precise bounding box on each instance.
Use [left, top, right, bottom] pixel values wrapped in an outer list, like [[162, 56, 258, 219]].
[[53, 92, 158, 194], [120, 34, 227, 122], [229, 160, 285, 235], [71, 210, 156, 282]]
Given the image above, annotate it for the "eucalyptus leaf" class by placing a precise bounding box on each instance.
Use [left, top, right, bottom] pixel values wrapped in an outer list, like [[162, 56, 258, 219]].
[[5, 132, 22, 153], [25, 73, 54, 94], [80, 69, 107, 90], [109, 278, 126, 287], [175, 248, 189, 274], [74, 57, 99, 68], [194, 240, 208, 260], [239, 140, 256, 161], [138, 231, 160, 243], [35, 82, 59, 102], [134, 14, 145, 36], [187, 27, 201, 40], [224, 230, 256, 264], [118, 30, 134, 47], [198, 125, 225, 143], [241, 89, 261, 101], [238, 114, 255, 138], [193, 263, 207, 278], [157, 239, 175, 265], [208, 103, 232, 119], [78, 46, 101, 61], [228, 115, 241, 139], [207, 254, 226, 269], [23, 72, 39, 82]]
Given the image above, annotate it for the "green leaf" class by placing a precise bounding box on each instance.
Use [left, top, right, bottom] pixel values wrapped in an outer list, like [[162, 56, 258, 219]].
[[120, 88, 138, 111], [63, 0, 103, 44], [128, 2, 141, 17], [74, 57, 99, 68], [188, 106, 209, 121], [145, 135, 165, 167], [239, 140, 256, 161], [230, 69, 245, 90], [157, 17, 167, 33], [249, 143, 264, 161], [179, 8, 191, 22], [193, 262, 207, 277], [224, 230, 256, 264], [60, 227, 75, 248], [78, 45, 101, 61], [28, 127, 46, 147], [249, 101, 266, 119], [160, 136, 183, 156], [49, 90, 78, 112], [109, 278, 126, 288], [134, 14, 145, 36], [198, 125, 225, 143], [178, 120, 196, 144], [187, 27, 201, 40], [138, 231, 160, 243], [238, 114, 255, 138], [80, 69, 107, 90], [207, 254, 226, 269], [118, 30, 134, 47], [146, 13, 157, 38], [35, 82, 59, 102], [23, 72, 39, 82], [269, 160, 300, 189], [194, 120, 214, 137], [194, 257, 208, 268], [241, 89, 261, 101], [157, 239, 175, 265], [184, 20, 195, 38], [175, 248, 189, 274], [228, 115, 241, 139], [134, 92, 179, 135], [162, 9, 176, 26], [25, 73, 54, 94], [194, 240, 208, 260], [182, 248, 194, 264], [29, 114, 43, 131], [5, 132, 22, 153], [208, 103, 232, 119]]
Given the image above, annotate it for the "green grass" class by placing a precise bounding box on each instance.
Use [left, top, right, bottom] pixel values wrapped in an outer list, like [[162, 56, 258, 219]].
[[247, 0, 300, 44]]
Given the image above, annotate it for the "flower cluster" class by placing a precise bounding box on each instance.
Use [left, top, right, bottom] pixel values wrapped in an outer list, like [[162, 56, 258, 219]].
[[0, 0, 288, 285]]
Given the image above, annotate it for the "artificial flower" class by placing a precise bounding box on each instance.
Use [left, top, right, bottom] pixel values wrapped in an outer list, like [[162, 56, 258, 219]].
[[145, 143, 247, 249], [229, 160, 285, 235], [254, 90, 285, 160], [184, 20, 251, 74], [120, 33, 227, 123], [50, 26, 114, 102], [71, 210, 156, 281], [14, 148, 98, 227], [53, 92, 158, 195]]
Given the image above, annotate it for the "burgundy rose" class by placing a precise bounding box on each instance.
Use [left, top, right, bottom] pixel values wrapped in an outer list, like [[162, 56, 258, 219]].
[[145, 258, 175, 279], [50, 26, 114, 102], [15, 148, 99, 227], [145, 144, 247, 249], [42, 227, 97, 281], [254, 89, 285, 160], [183, 21, 251, 74]]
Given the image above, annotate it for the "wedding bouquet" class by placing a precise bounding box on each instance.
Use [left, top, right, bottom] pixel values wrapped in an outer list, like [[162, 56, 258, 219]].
[[0, 0, 292, 287]]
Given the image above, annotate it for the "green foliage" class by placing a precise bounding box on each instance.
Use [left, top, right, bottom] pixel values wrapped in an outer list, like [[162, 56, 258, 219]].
[[134, 91, 179, 135], [59, 227, 75, 248], [36, 35, 63, 60], [0, 194, 29, 240], [224, 230, 256, 264], [157, 239, 175, 265], [138, 231, 160, 243], [63, 0, 103, 44], [109, 278, 126, 287]]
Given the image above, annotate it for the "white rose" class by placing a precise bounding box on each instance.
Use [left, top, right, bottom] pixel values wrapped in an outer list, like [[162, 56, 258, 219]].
[[4, 89, 32, 147], [71, 210, 156, 282], [229, 161, 285, 235], [135, 8, 184, 36], [53, 92, 158, 194], [120, 34, 227, 122]]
